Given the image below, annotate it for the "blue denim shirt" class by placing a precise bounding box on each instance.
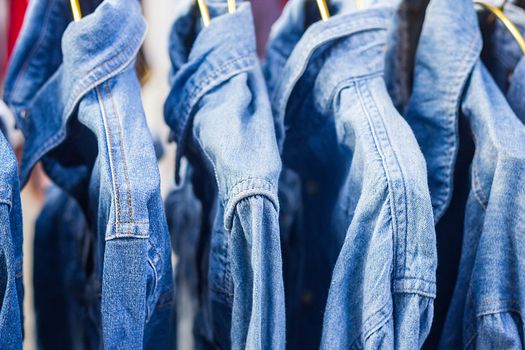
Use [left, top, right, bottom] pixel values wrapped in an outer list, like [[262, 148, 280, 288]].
[[165, 161, 202, 350], [405, 0, 525, 347], [33, 186, 100, 349], [481, 2, 525, 122], [164, 1, 285, 349], [4, 0, 173, 348], [265, 1, 437, 348], [0, 128, 23, 349]]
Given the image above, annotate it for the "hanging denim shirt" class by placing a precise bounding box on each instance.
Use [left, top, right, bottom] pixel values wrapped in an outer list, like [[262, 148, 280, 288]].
[[0, 126, 23, 349], [164, 1, 285, 349], [33, 186, 100, 350], [264, 1, 437, 349], [479, 1, 525, 93], [404, 0, 525, 348], [4, 0, 173, 348], [480, 2, 525, 122], [165, 160, 202, 350]]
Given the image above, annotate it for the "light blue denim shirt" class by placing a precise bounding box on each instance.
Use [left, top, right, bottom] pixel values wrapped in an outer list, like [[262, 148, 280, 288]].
[[4, 0, 173, 348], [265, 1, 437, 348], [164, 1, 285, 349], [0, 129, 23, 349], [405, 0, 525, 348]]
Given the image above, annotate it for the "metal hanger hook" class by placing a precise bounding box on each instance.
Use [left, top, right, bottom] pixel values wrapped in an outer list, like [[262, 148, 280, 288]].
[[197, 0, 236, 28], [70, 0, 82, 21]]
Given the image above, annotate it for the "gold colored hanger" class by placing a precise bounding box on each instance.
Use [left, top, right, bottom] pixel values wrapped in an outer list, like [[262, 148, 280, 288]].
[[474, 0, 525, 55], [70, 0, 82, 21], [197, 0, 236, 28], [316, 0, 364, 21], [316, 0, 330, 21]]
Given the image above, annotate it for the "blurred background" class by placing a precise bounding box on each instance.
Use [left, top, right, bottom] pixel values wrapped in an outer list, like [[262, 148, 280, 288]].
[[0, 0, 284, 348]]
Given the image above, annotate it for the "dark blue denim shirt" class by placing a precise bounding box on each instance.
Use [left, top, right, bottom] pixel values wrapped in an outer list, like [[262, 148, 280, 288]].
[[4, 0, 173, 348], [405, 0, 525, 347], [33, 186, 100, 350], [164, 1, 285, 349], [265, 1, 437, 348]]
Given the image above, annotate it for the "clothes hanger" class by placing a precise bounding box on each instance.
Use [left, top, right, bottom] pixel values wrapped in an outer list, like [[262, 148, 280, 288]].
[[197, 0, 237, 27], [474, 0, 525, 54], [316, 0, 365, 22], [316, 0, 331, 21], [70, 0, 82, 21]]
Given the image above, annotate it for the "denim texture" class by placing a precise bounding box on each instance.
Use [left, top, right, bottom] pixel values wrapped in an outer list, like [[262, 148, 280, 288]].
[[479, 1, 525, 94], [4, 0, 173, 348], [165, 161, 202, 349], [508, 57, 525, 122], [265, 1, 437, 349], [0, 126, 23, 349], [164, 1, 285, 349], [480, 2, 525, 122], [33, 186, 100, 350], [405, 0, 525, 348]]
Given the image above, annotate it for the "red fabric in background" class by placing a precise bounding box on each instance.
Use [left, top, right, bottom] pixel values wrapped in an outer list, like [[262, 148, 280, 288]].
[[8, 0, 28, 61]]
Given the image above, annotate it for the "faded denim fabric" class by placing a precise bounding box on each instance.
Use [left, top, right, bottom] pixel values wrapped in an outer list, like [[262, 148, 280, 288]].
[[0, 126, 23, 349], [33, 186, 100, 350], [507, 58, 525, 122], [265, 1, 437, 349], [165, 160, 202, 349], [404, 0, 525, 348], [4, 0, 173, 348], [164, 1, 285, 349]]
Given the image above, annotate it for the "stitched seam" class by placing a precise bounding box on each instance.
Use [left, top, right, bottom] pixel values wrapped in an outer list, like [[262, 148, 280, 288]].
[[464, 309, 524, 348], [176, 55, 254, 131], [274, 18, 388, 123], [393, 276, 437, 284], [228, 177, 277, 198], [363, 80, 410, 277], [19, 29, 145, 185], [96, 86, 121, 232], [64, 25, 145, 115], [105, 81, 134, 221], [356, 80, 398, 280], [432, 37, 480, 217], [349, 301, 393, 349], [324, 72, 384, 113]]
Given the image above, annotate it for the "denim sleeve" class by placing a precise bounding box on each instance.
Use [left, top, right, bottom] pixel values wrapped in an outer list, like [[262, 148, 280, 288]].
[[321, 75, 436, 349], [191, 67, 285, 349], [229, 196, 284, 350]]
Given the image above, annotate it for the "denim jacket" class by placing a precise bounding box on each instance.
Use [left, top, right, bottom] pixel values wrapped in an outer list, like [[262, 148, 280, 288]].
[[164, 1, 285, 349], [264, 1, 437, 348], [405, 0, 525, 348], [4, 0, 173, 348], [0, 128, 23, 349]]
